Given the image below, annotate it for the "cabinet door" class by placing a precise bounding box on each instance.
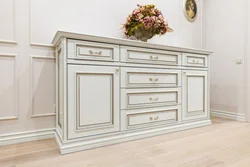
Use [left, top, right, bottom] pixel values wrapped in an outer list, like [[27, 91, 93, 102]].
[[67, 65, 120, 139], [182, 70, 208, 121]]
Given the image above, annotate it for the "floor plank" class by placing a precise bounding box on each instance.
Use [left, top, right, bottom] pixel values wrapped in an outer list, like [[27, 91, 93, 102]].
[[0, 118, 249, 167]]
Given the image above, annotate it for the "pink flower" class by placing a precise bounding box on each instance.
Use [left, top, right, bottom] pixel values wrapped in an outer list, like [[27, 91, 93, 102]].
[[126, 16, 131, 23], [135, 13, 144, 20], [133, 9, 141, 15], [154, 9, 161, 16], [160, 28, 167, 34], [158, 15, 164, 21], [143, 16, 155, 28]]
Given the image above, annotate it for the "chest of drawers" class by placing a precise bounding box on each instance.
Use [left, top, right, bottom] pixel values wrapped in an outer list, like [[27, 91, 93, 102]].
[[53, 31, 213, 154]]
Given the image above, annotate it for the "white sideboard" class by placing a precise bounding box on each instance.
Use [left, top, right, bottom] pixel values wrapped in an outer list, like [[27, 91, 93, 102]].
[[52, 31, 213, 154]]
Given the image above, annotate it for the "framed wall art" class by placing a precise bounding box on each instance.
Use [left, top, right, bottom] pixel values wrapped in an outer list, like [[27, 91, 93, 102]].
[[184, 0, 197, 22]]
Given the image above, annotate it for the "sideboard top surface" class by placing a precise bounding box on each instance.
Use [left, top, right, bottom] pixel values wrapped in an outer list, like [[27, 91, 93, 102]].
[[52, 31, 213, 55]]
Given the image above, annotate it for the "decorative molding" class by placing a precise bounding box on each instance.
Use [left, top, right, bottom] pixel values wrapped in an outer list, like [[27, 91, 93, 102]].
[[0, 53, 18, 121], [29, 0, 53, 48], [30, 55, 56, 118], [31, 113, 56, 118], [0, 128, 55, 146], [0, 40, 17, 45], [211, 109, 246, 122], [0, 0, 17, 45], [55, 119, 211, 154], [0, 116, 18, 121]]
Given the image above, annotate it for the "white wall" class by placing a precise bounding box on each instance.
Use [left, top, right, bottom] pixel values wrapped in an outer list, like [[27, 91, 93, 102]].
[[0, 0, 204, 136], [203, 0, 247, 120]]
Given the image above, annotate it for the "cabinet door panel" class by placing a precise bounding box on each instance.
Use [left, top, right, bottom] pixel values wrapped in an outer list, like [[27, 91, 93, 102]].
[[68, 65, 120, 139], [78, 74, 113, 126], [182, 70, 208, 121]]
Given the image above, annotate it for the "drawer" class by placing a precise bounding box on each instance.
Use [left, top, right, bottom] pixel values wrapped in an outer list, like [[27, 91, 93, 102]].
[[121, 46, 181, 65], [67, 40, 119, 61], [121, 106, 180, 131], [121, 88, 181, 109], [182, 53, 208, 67], [121, 67, 181, 88]]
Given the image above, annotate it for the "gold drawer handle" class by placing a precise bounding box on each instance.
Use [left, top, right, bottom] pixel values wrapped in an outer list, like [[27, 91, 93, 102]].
[[89, 50, 102, 56], [192, 59, 200, 64], [149, 56, 159, 60], [149, 97, 159, 101], [149, 116, 159, 121], [154, 116, 159, 120], [149, 78, 159, 82]]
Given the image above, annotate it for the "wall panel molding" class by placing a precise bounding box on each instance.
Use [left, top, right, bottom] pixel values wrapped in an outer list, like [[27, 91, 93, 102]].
[[0, 0, 17, 45], [30, 55, 56, 118], [29, 0, 54, 48], [0, 53, 18, 121]]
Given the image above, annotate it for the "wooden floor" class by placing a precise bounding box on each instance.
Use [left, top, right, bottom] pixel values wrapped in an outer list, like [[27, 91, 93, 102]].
[[1, 117, 250, 167]]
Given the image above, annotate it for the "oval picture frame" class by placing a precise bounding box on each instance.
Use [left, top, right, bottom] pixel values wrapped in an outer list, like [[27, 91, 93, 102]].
[[183, 0, 197, 22]]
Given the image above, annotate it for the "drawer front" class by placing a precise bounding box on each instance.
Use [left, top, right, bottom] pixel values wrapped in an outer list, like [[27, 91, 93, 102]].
[[67, 40, 119, 61], [121, 46, 181, 65], [182, 53, 208, 67], [121, 106, 180, 131], [121, 67, 181, 88], [121, 88, 181, 109]]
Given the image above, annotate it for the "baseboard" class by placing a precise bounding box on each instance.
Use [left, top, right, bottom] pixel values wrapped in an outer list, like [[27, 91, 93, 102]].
[[211, 109, 246, 122], [0, 128, 55, 146], [55, 119, 211, 154]]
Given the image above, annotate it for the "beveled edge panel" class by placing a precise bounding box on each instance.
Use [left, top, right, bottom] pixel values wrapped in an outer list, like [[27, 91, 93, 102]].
[[75, 73, 115, 132], [120, 46, 182, 66], [121, 67, 182, 88], [127, 92, 178, 106], [121, 106, 180, 131], [121, 88, 181, 110], [0, 53, 18, 121], [30, 55, 56, 118], [182, 70, 208, 121], [67, 40, 119, 61], [127, 110, 177, 127], [182, 53, 208, 67], [186, 75, 206, 117]]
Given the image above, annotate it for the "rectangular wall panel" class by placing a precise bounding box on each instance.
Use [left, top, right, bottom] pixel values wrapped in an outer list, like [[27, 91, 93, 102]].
[[0, 0, 16, 44], [31, 56, 55, 117], [0, 54, 17, 120]]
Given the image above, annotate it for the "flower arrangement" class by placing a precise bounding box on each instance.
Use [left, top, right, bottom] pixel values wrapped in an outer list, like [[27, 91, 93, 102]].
[[122, 4, 173, 42]]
